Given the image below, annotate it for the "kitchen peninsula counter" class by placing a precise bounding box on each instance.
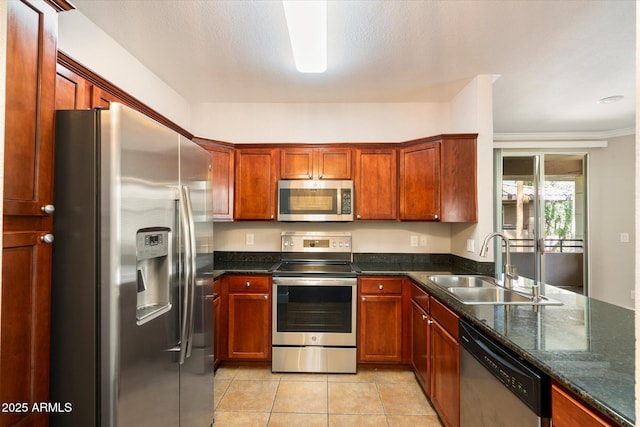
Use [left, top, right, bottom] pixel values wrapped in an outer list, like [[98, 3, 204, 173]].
[[407, 272, 634, 427]]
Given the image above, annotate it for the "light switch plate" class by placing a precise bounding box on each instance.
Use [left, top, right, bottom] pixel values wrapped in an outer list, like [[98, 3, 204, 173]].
[[246, 233, 255, 245]]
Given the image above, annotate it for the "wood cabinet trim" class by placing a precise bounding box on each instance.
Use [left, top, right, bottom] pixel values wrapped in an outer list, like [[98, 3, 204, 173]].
[[57, 52, 193, 139]]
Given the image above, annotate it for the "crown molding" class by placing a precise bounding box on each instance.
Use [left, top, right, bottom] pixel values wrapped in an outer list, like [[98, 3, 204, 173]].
[[494, 127, 635, 141]]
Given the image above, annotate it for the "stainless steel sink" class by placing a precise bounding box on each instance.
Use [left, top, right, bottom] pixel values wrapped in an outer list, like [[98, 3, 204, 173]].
[[427, 275, 562, 306], [427, 275, 497, 288]]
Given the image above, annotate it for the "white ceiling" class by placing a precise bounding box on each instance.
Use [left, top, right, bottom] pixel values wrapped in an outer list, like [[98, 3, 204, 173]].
[[70, 0, 635, 134]]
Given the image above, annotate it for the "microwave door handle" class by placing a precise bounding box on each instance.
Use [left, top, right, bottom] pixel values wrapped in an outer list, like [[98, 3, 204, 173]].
[[337, 189, 342, 215]]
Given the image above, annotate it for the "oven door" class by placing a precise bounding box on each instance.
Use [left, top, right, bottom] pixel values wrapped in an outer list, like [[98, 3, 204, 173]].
[[272, 277, 357, 347]]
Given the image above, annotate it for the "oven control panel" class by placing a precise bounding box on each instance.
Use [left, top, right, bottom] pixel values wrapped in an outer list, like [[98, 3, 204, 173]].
[[281, 232, 352, 253]]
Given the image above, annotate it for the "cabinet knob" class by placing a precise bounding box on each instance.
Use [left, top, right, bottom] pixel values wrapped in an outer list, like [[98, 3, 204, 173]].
[[361, 297, 366, 301], [378, 284, 384, 290], [356, 214, 361, 219], [270, 214, 275, 219], [264, 295, 268, 300], [246, 281, 251, 287], [433, 214, 439, 220], [40, 234, 54, 244], [41, 204, 55, 214], [422, 315, 428, 321], [428, 320, 434, 325]]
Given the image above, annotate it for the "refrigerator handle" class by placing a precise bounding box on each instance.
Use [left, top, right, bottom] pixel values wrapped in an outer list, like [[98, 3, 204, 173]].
[[178, 186, 192, 365], [184, 186, 197, 359]]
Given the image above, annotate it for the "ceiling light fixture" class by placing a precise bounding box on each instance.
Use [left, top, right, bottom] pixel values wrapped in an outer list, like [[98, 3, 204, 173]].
[[282, 0, 327, 73], [597, 95, 624, 104]]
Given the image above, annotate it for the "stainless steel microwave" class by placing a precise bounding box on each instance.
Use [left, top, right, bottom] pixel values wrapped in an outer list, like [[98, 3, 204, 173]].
[[277, 180, 354, 222]]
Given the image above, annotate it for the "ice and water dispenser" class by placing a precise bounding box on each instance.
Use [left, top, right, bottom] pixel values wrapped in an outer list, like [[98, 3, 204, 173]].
[[135, 227, 171, 325]]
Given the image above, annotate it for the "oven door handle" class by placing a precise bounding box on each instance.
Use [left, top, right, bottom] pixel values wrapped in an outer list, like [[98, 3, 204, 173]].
[[273, 277, 357, 287]]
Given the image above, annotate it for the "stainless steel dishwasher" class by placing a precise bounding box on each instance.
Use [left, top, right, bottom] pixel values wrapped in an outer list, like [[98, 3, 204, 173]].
[[459, 320, 551, 427]]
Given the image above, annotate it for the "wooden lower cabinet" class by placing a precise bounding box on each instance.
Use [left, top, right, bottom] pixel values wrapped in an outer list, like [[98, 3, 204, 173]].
[[429, 298, 460, 427], [226, 275, 271, 360], [358, 277, 405, 363], [551, 382, 613, 427]]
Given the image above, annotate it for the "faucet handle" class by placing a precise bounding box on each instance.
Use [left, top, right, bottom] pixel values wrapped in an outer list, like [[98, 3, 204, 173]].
[[504, 263, 519, 279]]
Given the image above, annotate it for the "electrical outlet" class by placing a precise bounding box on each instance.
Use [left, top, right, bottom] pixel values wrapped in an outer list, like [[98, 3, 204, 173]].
[[467, 239, 475, 253], [620, 233, 630, 243], [246, 233, 254, 245], [419, 235, 427, 247], [410, 235, 418, 247]]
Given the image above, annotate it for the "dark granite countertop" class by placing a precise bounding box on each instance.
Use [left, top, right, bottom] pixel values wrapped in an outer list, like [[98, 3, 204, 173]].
[[212, 253, 634, 426], [408, 272, 634, 427]]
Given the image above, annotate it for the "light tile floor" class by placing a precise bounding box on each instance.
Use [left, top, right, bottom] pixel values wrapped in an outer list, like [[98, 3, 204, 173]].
[[214, 364, 443, 426]]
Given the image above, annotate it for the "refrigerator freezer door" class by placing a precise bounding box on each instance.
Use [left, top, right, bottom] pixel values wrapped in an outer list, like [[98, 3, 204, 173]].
[[179, 136, 215, 426], [102, 104, 181, 427]]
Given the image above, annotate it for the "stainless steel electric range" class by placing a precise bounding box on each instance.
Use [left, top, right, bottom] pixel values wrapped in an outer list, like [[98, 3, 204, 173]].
[[271, 232, 358, 373]]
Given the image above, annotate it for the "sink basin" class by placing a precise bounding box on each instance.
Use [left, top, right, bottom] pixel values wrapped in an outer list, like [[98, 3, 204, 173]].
[[427, 275, 562, 306], [427, 275, 498, 288]]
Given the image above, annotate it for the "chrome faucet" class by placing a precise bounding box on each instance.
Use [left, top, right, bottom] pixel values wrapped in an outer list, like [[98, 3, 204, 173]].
[[479, 232, 519, 289]]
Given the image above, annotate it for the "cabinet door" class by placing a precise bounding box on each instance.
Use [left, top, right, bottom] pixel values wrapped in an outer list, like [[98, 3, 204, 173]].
[[431, 320, 460, 427], [280, 148, 314, 179], [399, 142, 441, 220], [207, 145, 235, 221], [410, 300, 430, 395], [235, 148, 278, 220], [355, 148, 397, 220], [4, 0, 57, 217], [228, 293, 271, 359], [316, 148, 352, 179], [1, 232, 52, 427], [56, 63, 90, 110], [551, 383, 612, 427], [440, 137, 477, 222], [358, 295, 403, 362]]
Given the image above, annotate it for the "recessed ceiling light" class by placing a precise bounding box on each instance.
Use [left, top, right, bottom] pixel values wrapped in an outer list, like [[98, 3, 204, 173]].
[[283, 0, 327, 73], [597, 95, 624, 104]]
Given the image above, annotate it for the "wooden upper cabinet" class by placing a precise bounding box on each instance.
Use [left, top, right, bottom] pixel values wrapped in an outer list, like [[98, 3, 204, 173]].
[[439, 136, 477, 222], [4, 0, 58, 218], [56, 63, 90, 110], [235, 148, 279, 220], [399, 141, 441, 221], [354, 148, 398, 220], [199, 143, 234, 221], [280, 147, 352, 180], [399, 136, 477, 222]]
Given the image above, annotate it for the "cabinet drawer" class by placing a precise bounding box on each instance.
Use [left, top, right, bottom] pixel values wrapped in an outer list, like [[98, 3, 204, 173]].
[[228, 275, 270, 293], [411, 282, 430, 312], [431, 297, 459, 339], [360, 277, 403, 295]]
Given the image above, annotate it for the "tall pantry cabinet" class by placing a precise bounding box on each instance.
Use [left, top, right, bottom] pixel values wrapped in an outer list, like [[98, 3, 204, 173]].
[[2, 1, 69, 426]]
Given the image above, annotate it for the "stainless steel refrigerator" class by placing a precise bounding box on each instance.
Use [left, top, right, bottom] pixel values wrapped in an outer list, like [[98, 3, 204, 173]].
[[50, 103, 214, 427]]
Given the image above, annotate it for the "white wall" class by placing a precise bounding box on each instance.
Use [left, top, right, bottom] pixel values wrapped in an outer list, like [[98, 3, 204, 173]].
[[449, 75, 495, 262], [588, 134, 636, 308], [57, 10, 191, 129], [190, 102, 449, 143], [214, 222, 451, 254]]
